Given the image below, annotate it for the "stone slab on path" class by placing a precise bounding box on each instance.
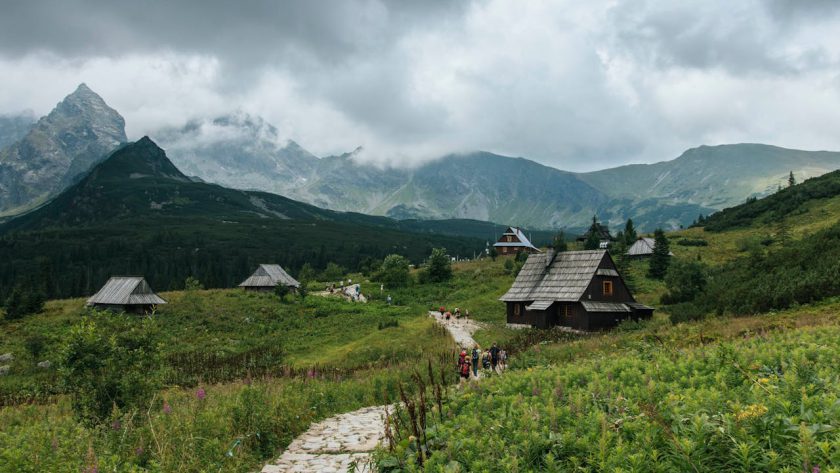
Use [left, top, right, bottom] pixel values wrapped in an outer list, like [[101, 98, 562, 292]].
[[428, 311, 481, 349]]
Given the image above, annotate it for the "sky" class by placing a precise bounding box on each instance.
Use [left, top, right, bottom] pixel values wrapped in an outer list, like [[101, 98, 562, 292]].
[[1, 0, 839, 171]]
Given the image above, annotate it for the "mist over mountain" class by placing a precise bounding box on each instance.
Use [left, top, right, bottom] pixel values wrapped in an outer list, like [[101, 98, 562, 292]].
[[0, 84, 126, 215], [0, 112, 36, 149], [154, 113, 840, 231]]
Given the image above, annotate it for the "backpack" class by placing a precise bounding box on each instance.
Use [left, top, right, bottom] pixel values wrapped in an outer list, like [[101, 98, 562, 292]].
[[460, 360, 470, 375]]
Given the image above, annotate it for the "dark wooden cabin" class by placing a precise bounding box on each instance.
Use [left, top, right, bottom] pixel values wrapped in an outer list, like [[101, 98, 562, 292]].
[[239, 264, 300, 292], [493, 226, 541, 256], [87, 276, 167, 314], [499, 250, 653, 330]]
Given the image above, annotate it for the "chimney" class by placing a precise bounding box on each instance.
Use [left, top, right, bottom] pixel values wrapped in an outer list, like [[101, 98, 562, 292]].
[[544, 248, 555, 268]]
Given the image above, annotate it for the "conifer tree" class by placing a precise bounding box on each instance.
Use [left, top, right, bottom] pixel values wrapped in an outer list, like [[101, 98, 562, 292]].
[[788, 171, 796, 187], [552, 231, 568, 252], [624, 218, 637, 246], [647, 228, 670, 279], [584, 231, 601, 250]]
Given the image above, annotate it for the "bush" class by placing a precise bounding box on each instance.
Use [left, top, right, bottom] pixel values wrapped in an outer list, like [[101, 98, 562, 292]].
[[3, 286, 45, 320], [59, 316, 162, 425], [274, 284, 291, 301], [661, 260, 707, 305], [24, 334, 47, 360], [320, 262, 346, 282], [676, 238, 708, 247], [668, 302, 708, 324], [378, 254, 411, 288], [426, 248, 453, 283]]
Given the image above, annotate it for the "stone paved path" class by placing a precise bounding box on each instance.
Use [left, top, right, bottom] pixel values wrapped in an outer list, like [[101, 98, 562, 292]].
[[262, 312, 478, 472]]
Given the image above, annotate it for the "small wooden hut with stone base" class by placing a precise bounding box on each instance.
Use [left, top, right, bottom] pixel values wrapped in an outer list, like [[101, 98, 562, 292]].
[[87, 276, 167, 314], [500, 249, 653, 330], [239, 264, 300, 292], [626, 237, 674, 259]]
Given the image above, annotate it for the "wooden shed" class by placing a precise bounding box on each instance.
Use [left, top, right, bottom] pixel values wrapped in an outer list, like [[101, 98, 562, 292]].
[[87, 276, 166, 314], [500, 249, 653, 330], [493, 226, 541, 256], [626, 237, 674, 258], [239, 264, 300, 292]]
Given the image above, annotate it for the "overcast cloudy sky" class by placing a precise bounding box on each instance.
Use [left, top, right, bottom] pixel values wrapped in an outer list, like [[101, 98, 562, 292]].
[[1, 0, 839, 171]]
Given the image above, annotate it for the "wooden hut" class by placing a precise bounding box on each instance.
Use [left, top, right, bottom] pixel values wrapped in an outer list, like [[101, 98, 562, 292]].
[[87, 276, 166, 314], [499, 249, 653, 330], [493, 226, 541, 256], [626, 237, 674, 258], [239, 264, 300, 292]]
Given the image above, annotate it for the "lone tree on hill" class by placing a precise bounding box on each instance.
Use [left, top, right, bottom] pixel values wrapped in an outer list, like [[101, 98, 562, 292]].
[[427, 248, 453, 283], [788, 171, 796, 187], [648, 228, 671, 279], [624, 218, 637, 246], [379, 254, 411, 288], [553, 231, 568, 252]]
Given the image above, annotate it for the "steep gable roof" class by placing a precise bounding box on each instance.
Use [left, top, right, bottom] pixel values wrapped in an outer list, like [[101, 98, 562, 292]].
[[626, 237, 674, 256], [87, 276, 166, 305], [239, 264, 300, 288], [499, 250, 607, 302], [493, 226, 540, 251]]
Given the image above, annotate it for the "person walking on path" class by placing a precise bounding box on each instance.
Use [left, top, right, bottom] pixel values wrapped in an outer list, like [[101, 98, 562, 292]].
[[457, 350, 470, 382], [499, 349, 508, 371], [471, 346, 480, 377], [490, 342, 500, 372]]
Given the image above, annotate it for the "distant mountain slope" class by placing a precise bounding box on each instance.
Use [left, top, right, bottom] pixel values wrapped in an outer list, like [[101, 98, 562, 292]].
[[579, 144, 840, 210], [0, 84, 126, 215], [0, 137, 489, 299], [699, 168, 840, 231], [0, 112, 35, 149], [156, 117, 840, 231]]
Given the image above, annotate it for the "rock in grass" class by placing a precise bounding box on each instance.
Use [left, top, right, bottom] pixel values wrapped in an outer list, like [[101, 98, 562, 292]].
[[0, 353, 13, 363], [0, 365, 10, 376], [37, 360, 51, 369]]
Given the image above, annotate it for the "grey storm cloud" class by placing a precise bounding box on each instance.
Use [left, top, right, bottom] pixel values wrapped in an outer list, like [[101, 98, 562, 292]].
[[1, 0, 840, 171]]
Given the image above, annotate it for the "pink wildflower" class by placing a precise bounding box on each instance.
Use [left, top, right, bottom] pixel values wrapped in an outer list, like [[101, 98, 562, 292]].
[[111, 419, 121, 430], [162, 402, 172, 415], [196, 387, 206, 401]]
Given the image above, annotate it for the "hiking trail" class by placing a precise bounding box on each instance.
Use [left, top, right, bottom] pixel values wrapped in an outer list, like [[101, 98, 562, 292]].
[[260, 310, 479, 472]]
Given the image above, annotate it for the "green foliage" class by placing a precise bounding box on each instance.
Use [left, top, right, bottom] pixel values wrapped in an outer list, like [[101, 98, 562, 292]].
[[384, 324, 840, 472], [274, 284, 291, 301], [503, 258, 514, 274], [426, 248, 452, 283], [647, 228, 670, 279], [378, 254, 411, 288], [583, 231, 600, 250], [702, 168, 840, 231], [24, 334, 47, 360], [184, 276, 204, 291], [623, 218, 637, 246], [58, 315, 162, 425], [661, 259, 707, 305], [3, 285, 45, 320], [297, 263, 316, 285], [320, 262, 346, 282], [675, 238, 708, 246], [667, 301, 708, 324], [488, 246, 498, 261]]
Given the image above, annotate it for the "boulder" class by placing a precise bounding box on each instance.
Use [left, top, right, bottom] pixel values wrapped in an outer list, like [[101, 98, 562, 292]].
[[0, 353, 13, 363], [37, 360, 52, 369], [0, 365, 9, 376]]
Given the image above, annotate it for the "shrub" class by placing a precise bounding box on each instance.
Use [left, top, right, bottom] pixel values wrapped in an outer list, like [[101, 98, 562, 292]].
[[668, 302, 708, 324], [3, 286, 45, 320], [676, 238, 708, 246], [320, 262, 346, 282], [59, 316, 162, 425], [24, 334, 47, 360], [503, 258, 514, 274], [426, 248, 453, 283], [661, 259, 707, 305], [378, 254, 411, 288], [274, 284, 291, 301]]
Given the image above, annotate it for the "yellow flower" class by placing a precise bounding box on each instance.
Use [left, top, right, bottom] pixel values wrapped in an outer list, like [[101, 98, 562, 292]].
[[735, 404, 768, 422], [758, 377, 770, 384]]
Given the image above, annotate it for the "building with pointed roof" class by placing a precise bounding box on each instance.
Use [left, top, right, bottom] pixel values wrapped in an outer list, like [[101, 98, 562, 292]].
[[492, 226, 541, 256], [626, 237, 675, 258], [87, 276, 166, 314], [500, 250, 653, 330], [239, 264, 300, 292]]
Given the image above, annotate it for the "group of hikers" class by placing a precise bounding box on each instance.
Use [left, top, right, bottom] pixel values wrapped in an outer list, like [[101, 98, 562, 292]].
[[440, 306, 469, 320], [457, 342, 507, 380]]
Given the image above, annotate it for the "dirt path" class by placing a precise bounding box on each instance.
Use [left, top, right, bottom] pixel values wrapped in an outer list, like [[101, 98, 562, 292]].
[[261, 311, 480, 472]]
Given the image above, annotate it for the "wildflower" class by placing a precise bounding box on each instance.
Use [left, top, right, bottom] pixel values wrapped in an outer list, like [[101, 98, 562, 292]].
[[758, 377, 770, 384], [812, 466, 820, 473], [735, 403, 768, 422], [162, 402, 172, 415], [135, 446, 144, 457], [111, 419, 121, 430], [196, 387, 206, 401], [408, 435, 416, 443]]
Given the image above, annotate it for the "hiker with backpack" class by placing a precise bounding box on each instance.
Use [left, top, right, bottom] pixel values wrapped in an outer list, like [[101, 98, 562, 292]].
[[490, 342, 500, 372], [471, 346, 480, 377], [457, 350, 471, 382]]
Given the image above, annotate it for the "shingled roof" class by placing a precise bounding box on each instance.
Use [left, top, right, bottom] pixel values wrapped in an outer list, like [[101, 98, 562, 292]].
[[499, 250, 607, 302], [87, 277, 167, 306], [626, 237, 674, 257], [493, 226, 540, 252], [239, 264, 300, 288]]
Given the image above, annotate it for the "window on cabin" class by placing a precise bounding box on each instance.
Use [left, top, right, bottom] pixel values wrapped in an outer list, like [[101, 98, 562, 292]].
[[603, 280, 614, 296], [513, 304, 521, 316], [507, 235, 513, 242], [563, 304, 570, 318]]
